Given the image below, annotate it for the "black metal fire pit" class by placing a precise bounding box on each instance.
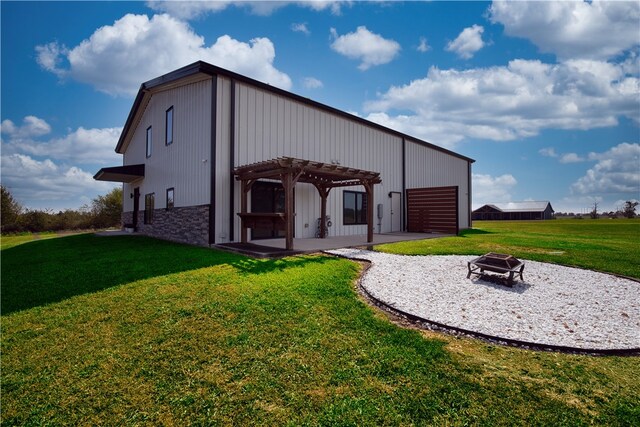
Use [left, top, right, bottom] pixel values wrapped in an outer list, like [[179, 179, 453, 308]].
[[467, 253, 525, 286]]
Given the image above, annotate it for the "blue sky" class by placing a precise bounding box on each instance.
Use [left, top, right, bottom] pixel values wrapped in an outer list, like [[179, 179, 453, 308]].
[[1, 1, 639, 214]]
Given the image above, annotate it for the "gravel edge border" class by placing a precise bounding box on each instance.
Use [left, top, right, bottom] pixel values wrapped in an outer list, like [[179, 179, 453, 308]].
[[331, 252, 640, 357]]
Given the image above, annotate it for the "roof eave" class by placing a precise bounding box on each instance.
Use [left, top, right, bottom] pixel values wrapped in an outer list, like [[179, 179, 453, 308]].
[[94, 164, 145, 183], [115, 85, 148, 154]]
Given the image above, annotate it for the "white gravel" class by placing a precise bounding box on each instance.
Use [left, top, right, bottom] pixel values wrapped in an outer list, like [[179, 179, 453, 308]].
[[327, 249, 640, 351]]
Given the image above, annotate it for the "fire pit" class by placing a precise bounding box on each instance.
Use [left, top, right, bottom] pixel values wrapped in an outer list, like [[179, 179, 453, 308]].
[[467, 253, 525, 286]]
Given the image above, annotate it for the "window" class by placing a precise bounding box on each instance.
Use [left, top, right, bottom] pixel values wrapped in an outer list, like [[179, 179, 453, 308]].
[[165, 106, 173, 145], [343, 191, 368, 225], [144, 193, 154, 224], [146, 126, 152, 158], [166, 187, 174, 210]]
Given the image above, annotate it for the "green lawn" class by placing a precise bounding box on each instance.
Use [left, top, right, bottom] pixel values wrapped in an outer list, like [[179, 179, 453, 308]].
[[0, 231, 60, 250], [1, 226, 639, 425], [377, 219, 640, 279]]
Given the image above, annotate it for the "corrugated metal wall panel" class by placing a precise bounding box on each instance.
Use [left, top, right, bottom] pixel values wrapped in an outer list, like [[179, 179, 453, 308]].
[[232, 83, 404, 240], [215, 77, 232, 243], [123, 79, 212, 212]]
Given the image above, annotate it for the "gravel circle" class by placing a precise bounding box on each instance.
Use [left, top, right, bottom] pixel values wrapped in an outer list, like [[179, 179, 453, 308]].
[[327, 249, 640, 351]]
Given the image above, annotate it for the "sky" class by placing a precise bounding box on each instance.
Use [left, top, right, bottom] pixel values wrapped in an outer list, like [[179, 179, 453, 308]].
[[1, 0, 639, 214]]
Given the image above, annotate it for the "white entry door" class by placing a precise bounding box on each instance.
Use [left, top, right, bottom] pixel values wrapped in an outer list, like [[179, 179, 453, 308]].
[[390, 192, 402, 232]]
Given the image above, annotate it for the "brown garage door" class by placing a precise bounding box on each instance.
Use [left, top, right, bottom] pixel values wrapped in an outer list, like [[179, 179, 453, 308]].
[[406, 186, 458, 234]]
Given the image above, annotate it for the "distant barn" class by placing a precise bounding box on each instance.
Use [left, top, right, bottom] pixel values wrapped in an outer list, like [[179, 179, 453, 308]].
[[472, 201, 555, 220]]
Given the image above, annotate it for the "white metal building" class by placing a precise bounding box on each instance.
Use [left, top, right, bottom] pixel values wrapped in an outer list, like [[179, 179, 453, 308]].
[[95, 61, 474, 248]]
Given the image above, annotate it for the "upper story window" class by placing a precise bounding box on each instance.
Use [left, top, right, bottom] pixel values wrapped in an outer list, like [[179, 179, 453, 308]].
[[343, 191, 368, 225], [166, 187, 174, 210], [165, 106, 174, 146], [146, 126, 152, 158]]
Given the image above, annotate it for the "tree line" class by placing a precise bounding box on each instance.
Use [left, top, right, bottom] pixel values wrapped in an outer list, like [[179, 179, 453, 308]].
[[554, 200, 638, 219], [1, 186, 122, 233]]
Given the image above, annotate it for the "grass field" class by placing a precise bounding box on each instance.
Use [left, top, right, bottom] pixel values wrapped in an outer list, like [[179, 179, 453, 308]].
[[0, 231, 60, 250], [377, 219, 640, 279], [2, 221, 639, 425]]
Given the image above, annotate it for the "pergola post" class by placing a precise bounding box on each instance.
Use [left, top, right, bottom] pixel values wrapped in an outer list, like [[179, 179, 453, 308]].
[[314, 184, 331, 238], [240, 180, 248, 243], [282, 172, 294, 251], [240, 179, 255, 243]]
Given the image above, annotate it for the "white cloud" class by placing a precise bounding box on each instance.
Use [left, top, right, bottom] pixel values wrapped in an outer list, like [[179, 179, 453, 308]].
[[35, 42, 68, 78], [291, 22, 310, 35], [146, 1, 230, 19], [1, 117, 122, 210], [540, 148, 586, 164], [146, 1, 347, 19], [302, 0, 346, 15], [302, 77, 323, 89], [364, 59, 639, 145], [559, 153, 585, 164], [472, 173, 518, 208], [446, 25, 485, 59], [1, 116, 52, 139], [571, 143, 640, 195], [0, 154, 115, 209], [3, 124, 122, 165], [417, 36, 430, 53], [330, 26, 401, 70], [489, 1, 640, 60], [539, 147, 558, 158], [36, 13, 292, 96], [364, 112, 465, 148]]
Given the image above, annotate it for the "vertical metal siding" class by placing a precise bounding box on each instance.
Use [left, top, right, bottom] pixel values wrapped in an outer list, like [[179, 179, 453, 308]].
[[232, 83, 404, 240], [123, 79, 212, 212], [215, 76, 231, 243]]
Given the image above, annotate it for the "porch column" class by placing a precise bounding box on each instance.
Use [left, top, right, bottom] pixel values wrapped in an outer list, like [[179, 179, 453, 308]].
[[282, 172, 294, 250], [240, 180, 248, 243], [314, 184, 331, 238]]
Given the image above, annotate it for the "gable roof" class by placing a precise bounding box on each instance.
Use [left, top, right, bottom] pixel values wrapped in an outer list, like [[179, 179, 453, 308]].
[[473, 201, 554, 213], [115, 61, 474, 164]]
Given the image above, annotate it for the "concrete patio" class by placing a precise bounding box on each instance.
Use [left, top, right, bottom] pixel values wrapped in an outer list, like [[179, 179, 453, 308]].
[[216, 232, 451, 257]]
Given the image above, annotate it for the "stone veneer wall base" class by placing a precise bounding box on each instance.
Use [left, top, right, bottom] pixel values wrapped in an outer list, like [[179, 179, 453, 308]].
[[121, 205, 210, 246]]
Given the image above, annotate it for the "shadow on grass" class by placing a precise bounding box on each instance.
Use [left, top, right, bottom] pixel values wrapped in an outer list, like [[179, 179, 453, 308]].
[[1, 234, 332, 315]]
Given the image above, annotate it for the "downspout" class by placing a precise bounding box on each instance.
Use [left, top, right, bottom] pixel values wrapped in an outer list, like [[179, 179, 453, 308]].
[[209, 75, 218, 245], [402, 137, 406, 231], [229, 79, 236, 242], [468, 161, 473, 229]]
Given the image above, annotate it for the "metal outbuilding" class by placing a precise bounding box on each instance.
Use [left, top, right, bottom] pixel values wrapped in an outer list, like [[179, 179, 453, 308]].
[[95, 61, 475, 249], [472, 201, 555, 221]]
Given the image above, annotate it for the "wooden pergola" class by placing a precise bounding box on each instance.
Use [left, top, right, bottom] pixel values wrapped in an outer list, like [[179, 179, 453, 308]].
[[234, 157, 382, 251]]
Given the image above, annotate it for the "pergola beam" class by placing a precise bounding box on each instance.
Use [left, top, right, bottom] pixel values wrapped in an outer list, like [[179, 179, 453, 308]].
[[235, 157, 381, 186]]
